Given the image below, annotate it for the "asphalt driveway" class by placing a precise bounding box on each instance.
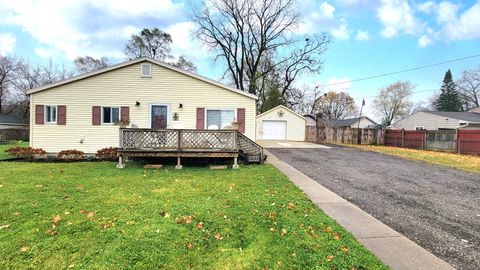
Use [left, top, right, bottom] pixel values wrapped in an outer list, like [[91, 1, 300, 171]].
[[268, 145, 480, 270]]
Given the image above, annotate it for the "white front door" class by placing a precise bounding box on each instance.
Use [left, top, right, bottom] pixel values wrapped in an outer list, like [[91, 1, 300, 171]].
[[262, 121, 287, 140]]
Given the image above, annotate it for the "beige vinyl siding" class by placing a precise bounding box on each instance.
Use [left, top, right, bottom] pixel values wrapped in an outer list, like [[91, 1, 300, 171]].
[[391, 111, 463, 130], [30, 62, 256, 153], [256, 106, 306, 141]]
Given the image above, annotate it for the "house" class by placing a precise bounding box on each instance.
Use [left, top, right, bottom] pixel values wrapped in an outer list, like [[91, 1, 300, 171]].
[[319, 116, 377, 129], [256, 105, 306, 141], [304, 115, 317, 127], [391, 111, 480, 130], [0, 114, 28, 129], [28, 57, 258, 154]]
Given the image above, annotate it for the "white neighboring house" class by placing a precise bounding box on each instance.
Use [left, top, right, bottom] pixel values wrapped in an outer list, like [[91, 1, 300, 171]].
[[0, 114, 28, 129], [304, 115, 317, 127], [391, 111, 480, 130], [320, 116, 377, 129], [256, 105, 306, 141]]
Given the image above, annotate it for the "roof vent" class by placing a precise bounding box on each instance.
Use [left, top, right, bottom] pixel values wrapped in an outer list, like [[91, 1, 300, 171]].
[[141, 63, 152, 77]]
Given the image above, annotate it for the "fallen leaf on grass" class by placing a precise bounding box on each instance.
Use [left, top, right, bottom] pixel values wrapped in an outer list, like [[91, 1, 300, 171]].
[[183, 216, 192, 224], [214, 233, 223, 240], [269, 212, 276, 219], [0, 224, 11, 230], [79, 210, 85, 214], [35, 185, 43, 188], [126, 221, 135, 225], [196, 222, 204, 230], [322, 226, 333, 234], [63, 195, 69, 200], [333, 232, 341, 240], [186, 243, 193, 249], [281, 228, 287, 236], [326, 255, 334, 262], [86, 211, 95, 218], [159, 211, 170, 218], [45, 229, 57, 236], [287, 202, 295, 209], [341, 246, 349, 254], [52, 215, 61, 225], [20, 246, 29, 252], [101, 222, 114, 229]]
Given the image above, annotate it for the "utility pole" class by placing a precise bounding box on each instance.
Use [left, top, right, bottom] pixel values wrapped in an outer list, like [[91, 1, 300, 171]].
[[357, 98, 365, 144]]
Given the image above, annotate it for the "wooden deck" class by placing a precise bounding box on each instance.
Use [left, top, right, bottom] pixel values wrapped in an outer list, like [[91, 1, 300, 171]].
[[117, 128, 264, 168]]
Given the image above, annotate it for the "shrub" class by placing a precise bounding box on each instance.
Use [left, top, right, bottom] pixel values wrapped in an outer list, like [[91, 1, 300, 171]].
[[57, 150, 85, 161], [96, 147, 118, 161], [5, 147, 47, 160]]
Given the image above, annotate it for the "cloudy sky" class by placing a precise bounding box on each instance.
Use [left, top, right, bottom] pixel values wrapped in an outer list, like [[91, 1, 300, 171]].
[[0, 0, 479, 119]]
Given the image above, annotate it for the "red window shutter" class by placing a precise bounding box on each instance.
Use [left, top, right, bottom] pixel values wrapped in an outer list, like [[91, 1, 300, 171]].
[[196, 108, 205, 130], [92, 106, 101, 125], [35, 105, 44, 125], [237, 108, 245, 133], [121, 106, 129, 122], [57, 105, 67, 125]]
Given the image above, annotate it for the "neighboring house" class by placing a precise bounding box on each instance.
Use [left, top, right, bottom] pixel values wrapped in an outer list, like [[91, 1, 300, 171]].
[[256, 105, 306, 141], [320, 116, 377, 129], [0, 114, 28, 129], [28, 57, 257, 153], [391, 111, 480, 130], [304, 115, 316, 127]]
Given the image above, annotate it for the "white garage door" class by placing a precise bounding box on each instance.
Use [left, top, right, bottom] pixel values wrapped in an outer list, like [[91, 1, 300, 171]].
[[262, 121, 287, 140]]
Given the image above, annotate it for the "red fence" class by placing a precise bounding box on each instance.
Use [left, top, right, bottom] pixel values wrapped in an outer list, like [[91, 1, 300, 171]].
[[457, 130, 480, 155], [385, 129, 480, 155]]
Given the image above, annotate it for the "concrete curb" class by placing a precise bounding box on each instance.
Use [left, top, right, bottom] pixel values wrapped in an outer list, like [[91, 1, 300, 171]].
[[266, 150, 455, 270]]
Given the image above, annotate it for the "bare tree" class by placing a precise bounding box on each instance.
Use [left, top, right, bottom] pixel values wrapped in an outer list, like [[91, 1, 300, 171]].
[[374, 81, 413, 126], [74, 56, 109, 74], [0, 55, 17, 114], [458, 66, 480, 110], [314, 91, 356, 119], [125, 28, 173, 60], [170, 55, 197, 72], [191, 0, 330, 99]]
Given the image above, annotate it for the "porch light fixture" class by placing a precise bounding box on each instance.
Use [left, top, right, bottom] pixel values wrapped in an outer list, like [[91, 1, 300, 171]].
[[135, 101, 140, 106], [178, 103, 183, 109]]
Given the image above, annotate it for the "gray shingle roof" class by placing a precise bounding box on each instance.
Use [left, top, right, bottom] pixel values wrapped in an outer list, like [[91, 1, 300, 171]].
[[425, 111, 480, 122], [0, 114, 26, 125], [320, 116, 378, 128]]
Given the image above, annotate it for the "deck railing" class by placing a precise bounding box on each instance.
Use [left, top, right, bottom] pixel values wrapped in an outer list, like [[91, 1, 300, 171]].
[[120, 128, 238, 151]]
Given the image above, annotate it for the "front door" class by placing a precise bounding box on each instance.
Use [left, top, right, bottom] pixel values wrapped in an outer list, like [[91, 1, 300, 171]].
[[151, 105, 168, 129]]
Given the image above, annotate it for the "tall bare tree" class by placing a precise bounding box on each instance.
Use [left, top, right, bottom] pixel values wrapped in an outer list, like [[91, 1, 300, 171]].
[[314, 91, 356, 119], [0, 56, 17, 114], [74, 56, 109, 74], [458, 66, 480, 110], [124, 28, 197, 72], [374, 81, 413, 126], [191, 0, 330, 105]]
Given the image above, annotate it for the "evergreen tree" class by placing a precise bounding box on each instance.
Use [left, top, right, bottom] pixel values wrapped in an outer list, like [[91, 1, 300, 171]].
[[435, 69, 461, 111], [262, 84, 285, 112]]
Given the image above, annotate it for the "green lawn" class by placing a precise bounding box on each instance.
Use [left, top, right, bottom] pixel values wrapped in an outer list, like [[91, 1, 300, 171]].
[[0, 141, 29, 160], [341, 144, 480, 174], [0, 162, 387, 269]]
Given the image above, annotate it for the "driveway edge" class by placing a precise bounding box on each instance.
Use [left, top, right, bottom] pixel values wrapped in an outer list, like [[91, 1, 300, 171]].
[[266, 150, 455, 270]]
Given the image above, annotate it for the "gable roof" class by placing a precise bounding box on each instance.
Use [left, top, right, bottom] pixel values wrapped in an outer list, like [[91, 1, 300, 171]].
[[0, 114, 27, 125], [27, 57, 257, 100], [424, 111, 480, 122], [321, 116, 377, 128], [256, 105, 306, 120]]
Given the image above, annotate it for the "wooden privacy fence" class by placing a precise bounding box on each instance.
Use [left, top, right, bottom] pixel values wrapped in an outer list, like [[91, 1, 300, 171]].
[[0, 129, 29, 142], [305, 126, 384, 145], [385, 129, 480, 155]]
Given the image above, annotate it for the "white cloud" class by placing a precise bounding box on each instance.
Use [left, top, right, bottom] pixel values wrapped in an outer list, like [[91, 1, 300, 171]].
[[165, 21, 208, 62], [0, 33, 16, 55], [440, 2, 480, 41], [436, 1, 459, 23], [417, 35, 432, 47], [377, 0, 422, 38], [416, 1, 436, 14], [355, 30, 370, 41], [0, 0, 184, 60], [298, 1, 351, 40]]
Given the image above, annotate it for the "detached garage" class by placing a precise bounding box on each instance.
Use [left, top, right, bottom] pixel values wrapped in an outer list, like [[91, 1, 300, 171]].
[[256, 105, 306, 141]]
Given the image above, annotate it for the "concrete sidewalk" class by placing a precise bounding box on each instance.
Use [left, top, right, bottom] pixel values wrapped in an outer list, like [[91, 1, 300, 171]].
[[266, 150, 455, 270]]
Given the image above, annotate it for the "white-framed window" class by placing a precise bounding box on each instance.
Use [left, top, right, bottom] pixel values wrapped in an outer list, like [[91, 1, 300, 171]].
[[102, 107, 120, 124], [141, 63, 152, 77], [45, 105, 57, 123], [206, 109, 235, 129], [414, 126, 425, 131]]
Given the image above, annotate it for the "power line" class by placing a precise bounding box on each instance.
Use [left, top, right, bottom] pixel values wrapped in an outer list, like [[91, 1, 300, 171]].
[[321, 54, 480, 88], [352, 88, 439, 100]]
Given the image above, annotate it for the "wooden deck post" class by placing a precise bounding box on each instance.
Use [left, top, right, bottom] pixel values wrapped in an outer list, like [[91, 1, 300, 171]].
[[116, 154, 125, 169], [232, 157, 239, 169], [175, 156, 183, 170]]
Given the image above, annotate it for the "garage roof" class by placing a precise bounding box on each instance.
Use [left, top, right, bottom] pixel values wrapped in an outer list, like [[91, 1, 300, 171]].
[[256, 105, 306, 119]]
